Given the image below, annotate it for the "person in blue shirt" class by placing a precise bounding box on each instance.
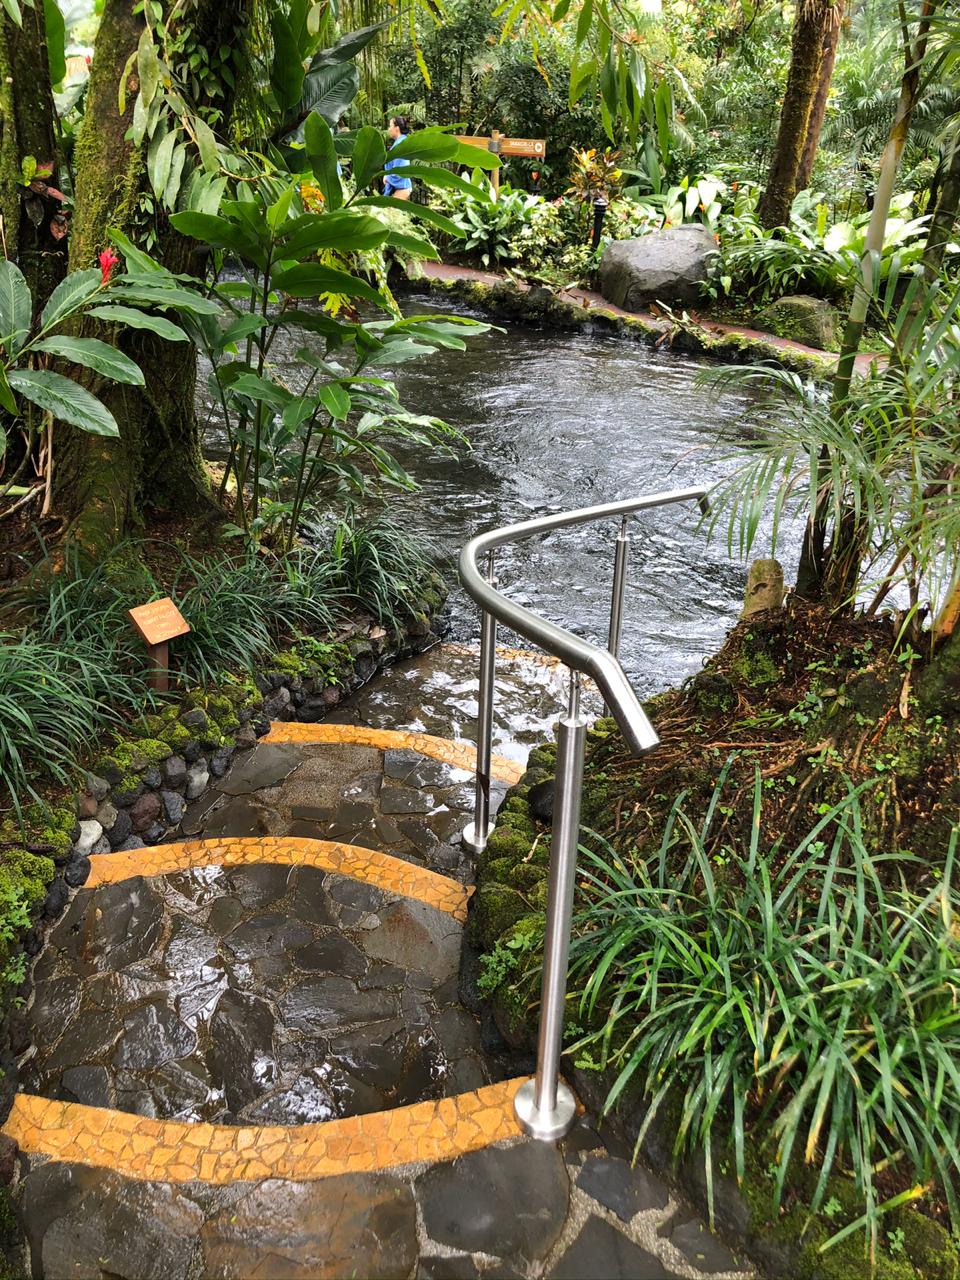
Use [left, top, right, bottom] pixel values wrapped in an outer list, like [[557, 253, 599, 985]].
[[383, 115, 413, 200]]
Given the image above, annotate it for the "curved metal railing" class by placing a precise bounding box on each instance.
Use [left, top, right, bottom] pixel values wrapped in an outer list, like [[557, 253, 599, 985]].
[[457, 485, 709, 1142]]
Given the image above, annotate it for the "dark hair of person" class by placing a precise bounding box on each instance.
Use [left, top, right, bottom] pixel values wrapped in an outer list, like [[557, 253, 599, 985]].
[[390, 114, 411, 134]]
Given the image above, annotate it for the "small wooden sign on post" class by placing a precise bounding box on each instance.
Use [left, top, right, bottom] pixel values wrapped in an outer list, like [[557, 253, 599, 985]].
[[127, 598, 191, 693], [455, 131, 547, 195]]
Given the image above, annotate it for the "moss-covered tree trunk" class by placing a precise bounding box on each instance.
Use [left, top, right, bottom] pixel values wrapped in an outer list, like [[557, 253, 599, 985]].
[[54, 0, 248, 555], [923, 128, 960, 280], [796, 0, 844, 192], [0, 7, 65, 301], [757, 0, 833, 229]]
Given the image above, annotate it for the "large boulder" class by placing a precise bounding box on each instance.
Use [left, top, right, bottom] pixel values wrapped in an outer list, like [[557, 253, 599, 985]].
[[756, 294, 839, 351], [599, 226, 718, 311]]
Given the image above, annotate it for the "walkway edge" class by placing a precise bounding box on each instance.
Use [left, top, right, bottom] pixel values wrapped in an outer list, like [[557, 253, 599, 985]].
[[4, 1079, 528, 1184], [86, 834, 473, 920], [262, 722, 525, 784]]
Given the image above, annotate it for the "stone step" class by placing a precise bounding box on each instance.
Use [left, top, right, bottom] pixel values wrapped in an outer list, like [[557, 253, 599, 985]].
[[5, 1079, 526, 1183], [261, 721, 524, 785]]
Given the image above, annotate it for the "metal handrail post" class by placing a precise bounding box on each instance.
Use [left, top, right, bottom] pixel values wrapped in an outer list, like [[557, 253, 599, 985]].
[[604, 516, 630, 715], [514, 670, 584, 1141], [462, 552, 497, 855]]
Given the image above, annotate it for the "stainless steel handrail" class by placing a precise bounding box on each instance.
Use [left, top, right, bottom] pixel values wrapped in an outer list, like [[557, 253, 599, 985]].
[[458, 484, 709, 1142]]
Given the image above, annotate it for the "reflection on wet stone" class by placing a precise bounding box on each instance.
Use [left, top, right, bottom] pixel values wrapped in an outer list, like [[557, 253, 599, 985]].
[[113, 1002, 197, 1071]]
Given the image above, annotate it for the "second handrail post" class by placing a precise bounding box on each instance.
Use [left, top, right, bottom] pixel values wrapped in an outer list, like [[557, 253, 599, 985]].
[[513, 668, 584, 1140], [462, 551, 497, 855]]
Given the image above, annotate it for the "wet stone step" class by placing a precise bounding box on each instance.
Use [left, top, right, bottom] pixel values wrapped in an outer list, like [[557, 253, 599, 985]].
[[20, 863, 497, 1124]]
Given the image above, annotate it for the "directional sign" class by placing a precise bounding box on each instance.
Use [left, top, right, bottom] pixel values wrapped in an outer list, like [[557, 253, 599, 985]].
[[499, 137, 547, 158]]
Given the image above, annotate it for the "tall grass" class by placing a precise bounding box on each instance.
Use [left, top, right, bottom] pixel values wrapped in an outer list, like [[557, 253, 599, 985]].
[[1, 518, 436, 810], [567, 769, 960, 1253]]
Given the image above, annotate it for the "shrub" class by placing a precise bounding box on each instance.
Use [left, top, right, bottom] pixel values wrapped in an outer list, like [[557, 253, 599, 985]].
[[566, 770, 960, 1254]]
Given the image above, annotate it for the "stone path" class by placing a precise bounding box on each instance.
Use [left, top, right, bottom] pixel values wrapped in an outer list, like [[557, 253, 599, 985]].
[[8, 646, 754, 1279]]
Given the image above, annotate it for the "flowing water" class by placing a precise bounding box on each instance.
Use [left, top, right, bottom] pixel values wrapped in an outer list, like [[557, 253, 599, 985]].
[[201, 292, 797, 696]]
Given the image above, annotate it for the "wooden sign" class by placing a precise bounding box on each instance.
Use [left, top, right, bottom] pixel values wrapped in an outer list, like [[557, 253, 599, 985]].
[[499, 137, 547, 158], [454, 131, 547, 193], [128, 598, 190, 692]]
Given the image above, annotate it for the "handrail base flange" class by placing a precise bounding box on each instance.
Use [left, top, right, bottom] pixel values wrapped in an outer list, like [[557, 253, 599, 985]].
[[462, 819, 496, 855], [513, 1078, 576, 1142]]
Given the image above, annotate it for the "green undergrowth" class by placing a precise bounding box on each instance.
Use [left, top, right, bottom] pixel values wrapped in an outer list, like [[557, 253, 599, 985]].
[[472, 607, 960, 1279]]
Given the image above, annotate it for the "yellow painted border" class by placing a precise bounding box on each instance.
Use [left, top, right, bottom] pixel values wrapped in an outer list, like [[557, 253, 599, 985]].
[[262, 723, 524, 785], [5, 1080, 526, 1184], [87, 836, 472, 921]]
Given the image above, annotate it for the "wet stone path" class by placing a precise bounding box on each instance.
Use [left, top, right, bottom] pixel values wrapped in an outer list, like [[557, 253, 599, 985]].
[[10, 648, 754, 1279]]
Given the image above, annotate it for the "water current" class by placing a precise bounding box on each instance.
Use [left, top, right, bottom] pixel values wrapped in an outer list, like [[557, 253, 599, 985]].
[[201, 292, 798, 696]]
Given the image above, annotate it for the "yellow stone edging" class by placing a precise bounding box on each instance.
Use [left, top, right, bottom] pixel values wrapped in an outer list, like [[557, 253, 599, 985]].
[[87, 836, 472, 921], [262, 722, 525, 785], [5, 1080, 526, 1184]]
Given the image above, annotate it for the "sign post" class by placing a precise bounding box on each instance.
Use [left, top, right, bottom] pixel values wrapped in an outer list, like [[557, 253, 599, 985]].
[[455, 133, 547, 196], [127, 598, 191, 693]]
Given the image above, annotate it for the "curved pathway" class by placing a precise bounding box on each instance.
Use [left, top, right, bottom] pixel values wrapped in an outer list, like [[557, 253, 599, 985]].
[[8, 648, 754, 1280]]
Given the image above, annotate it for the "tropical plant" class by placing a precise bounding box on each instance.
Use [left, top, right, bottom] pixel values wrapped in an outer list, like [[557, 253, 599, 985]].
[[441, 182, 541, 267], [0, 249, 206, 519], [702, 264, 960, 627], [713, 190, 929, 305], [311, 513, 436, 633], [566, 147, 624, 202], [164, 116, 498, 547], [566, 772, 960, 1255]]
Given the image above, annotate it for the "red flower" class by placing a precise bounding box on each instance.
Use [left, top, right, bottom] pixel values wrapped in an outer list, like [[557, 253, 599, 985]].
[[98, 249, 119, 284]]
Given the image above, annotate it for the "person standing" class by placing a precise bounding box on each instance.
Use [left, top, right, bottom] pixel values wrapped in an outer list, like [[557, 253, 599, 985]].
[[383, 115, 413, 200]]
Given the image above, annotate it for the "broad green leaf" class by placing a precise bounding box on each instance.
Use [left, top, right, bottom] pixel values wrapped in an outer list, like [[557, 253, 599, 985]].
[[163, 142, 188, 210], [298, 61, 358, 127], [388, 131, 458, 164], [43, 0, 66, 85], [399, 165, 493, 202], [310, 21, 387, 68], [132, 91, 149, 147], [32, 336, 145, 385], [137, 26, 161, 108], [40, 268, 101, 330], [148, 128, 177, 200], [318, 382, 351, 420], [451, 141, 501, 172], [7, 368, 119, 436], [227, 372, 292, 408], [103, 283, 219, 315], [109, 230, 164, 275], [86, 305, 189, 342], [0, 259, 32, 355], [385, 231, 439, 260], [303, 112, 343, 210], [194, 117, 219, 174], [1, 0, 21, 27], [355, 196, 460, 238], [219, 314, 270, 348], [350, 126, 386, 192], [280, 210, 388, 256], [272, 263, 385, 305], [169, 210, 264, 264], [267, 185, 296, 231], [270, 10, 305, 114], [0, 367, 16, 415]]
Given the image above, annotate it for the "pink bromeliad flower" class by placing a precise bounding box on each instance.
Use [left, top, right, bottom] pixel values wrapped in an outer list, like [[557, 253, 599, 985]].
[[98, 248, 119, 284]]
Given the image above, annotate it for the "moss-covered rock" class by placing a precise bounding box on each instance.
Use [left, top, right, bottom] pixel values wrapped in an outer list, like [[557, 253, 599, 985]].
[[756, 294, 839, 352], [892, 1211, 958, 1280], [496, 812, 537, 840], [471, 883, 531, 949], [0, 846, 55, 911], [507, 863, 548, 893], [478, 827, 535, 869]]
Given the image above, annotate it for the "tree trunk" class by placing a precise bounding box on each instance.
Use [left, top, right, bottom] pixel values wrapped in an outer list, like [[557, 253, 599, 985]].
[[757, 0, 833, 229], [923, 125, 960, 279], [54, 0, 248, 555], [795, 0, 941, 600], [0, 7, 65, 301], [796, 0, 844, 191]]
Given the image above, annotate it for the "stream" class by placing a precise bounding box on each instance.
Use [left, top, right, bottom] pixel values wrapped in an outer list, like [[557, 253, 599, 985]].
[[201, 292, 797, 696]]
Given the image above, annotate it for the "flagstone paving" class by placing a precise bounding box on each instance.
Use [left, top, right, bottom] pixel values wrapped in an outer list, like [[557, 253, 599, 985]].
[[8, 649, 754, 1279]]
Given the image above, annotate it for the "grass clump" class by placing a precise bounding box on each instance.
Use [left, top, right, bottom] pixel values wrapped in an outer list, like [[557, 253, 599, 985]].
[[565, 767, 960, 1258]]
